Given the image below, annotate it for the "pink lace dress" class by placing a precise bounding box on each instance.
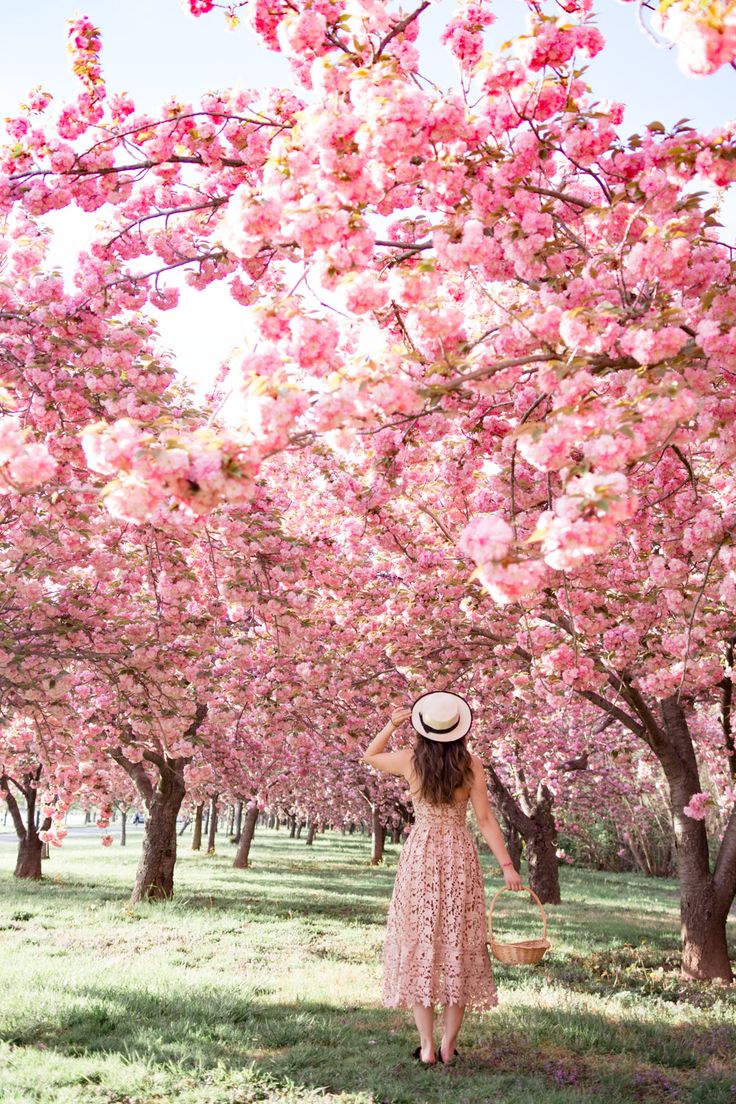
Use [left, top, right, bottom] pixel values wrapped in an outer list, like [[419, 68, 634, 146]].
[[382, 791, 499, 1010]]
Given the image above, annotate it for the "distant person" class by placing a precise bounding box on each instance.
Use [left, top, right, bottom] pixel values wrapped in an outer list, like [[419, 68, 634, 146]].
[[363, 690, 523, 1066], [132, 812, 144, 825]]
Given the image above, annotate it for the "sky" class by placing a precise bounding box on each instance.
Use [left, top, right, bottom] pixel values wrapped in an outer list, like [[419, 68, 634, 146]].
[[1, 0, 733, 402]]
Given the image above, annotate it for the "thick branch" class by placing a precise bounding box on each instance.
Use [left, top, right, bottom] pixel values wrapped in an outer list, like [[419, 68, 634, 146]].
[[185, 701, 208, 739], [0, 773, 27, 839], [481, 759, 535, 837], [575, 688, 646, 742], [109, 748, 154, 807], [523, 184, 594, 209]]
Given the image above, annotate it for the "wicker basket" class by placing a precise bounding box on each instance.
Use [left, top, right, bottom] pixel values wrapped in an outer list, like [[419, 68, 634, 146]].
[[487, 884, 551, 965]]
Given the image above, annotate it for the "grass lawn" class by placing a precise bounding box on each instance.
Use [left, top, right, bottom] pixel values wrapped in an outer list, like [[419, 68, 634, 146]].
[[0, 824, 735, 1104]]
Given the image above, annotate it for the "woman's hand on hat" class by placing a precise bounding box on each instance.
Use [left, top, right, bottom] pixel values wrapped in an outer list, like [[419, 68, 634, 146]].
[[389, 706, 412, 728]]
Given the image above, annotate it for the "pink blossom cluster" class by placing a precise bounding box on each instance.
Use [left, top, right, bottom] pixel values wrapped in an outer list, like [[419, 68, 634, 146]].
[[65, 16, 104, 96], [473, 559, 549, 606], [683, 791, 712, 820], [0, 417, 58, 492], [81, 419, 261, 521], [534, 473, 639, 571], [459, 513, 514, 564], [517, 15, 605, 71], [651, 1, 736, 75], [440, 1, 496, 73]]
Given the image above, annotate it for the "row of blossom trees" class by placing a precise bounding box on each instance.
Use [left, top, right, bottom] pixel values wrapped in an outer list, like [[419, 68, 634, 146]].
[[1, 0, 735, 979]]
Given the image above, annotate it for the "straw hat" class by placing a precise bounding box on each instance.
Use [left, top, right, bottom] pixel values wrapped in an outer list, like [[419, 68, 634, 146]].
[[411, 691, 473, 742]]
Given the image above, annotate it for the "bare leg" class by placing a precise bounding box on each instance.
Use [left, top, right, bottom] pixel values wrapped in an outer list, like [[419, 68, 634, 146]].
[[439, 1004, 465, 1062], [412, 1004, 435, 1063]]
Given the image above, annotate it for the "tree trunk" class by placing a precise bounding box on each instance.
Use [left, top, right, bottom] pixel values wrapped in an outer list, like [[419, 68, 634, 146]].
[[659, 695, 733, 981], [1, 769, 52, 880], [296, 818, 305, 839], [192, 803, 203, 851], [226, 804, 234, 837], [289, 814, 297, 838], [207, 793, 218, 854], [120, 810, 127, 847], [15, 831, 44, 879], [233, 803, 258, 869], [482, 761, 561, 904], [130, 763, 186, 903], [391, 823, 403, 845], [234, 800, 243, 842], [525, 785, 561, 905], [370, 806, 385, 865], [109, 704, 206, 905], [306, 820, 316, 845]]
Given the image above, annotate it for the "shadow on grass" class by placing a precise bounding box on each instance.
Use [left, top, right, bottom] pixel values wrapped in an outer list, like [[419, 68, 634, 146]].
[[3, 981, 735, 1104], [0, 868, 395, 930]]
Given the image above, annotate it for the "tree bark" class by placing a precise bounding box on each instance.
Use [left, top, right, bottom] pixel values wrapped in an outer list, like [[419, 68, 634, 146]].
[[233, 800, 243, 842], [120, 810, 127, 847], [370, 806, 385, 865], [192, 803, 203, 850], [296, 818, 305, 839], [306, 819, 316, 845], [233, 803, 258, 868], [207, 793, 218, 854], [15, 832, 44, 878], [289, 814, 297, 838], [391, 823, 403, 845], [502, 820, 523, 871]]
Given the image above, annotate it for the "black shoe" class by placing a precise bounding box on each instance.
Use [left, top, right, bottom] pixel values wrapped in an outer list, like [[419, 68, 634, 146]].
[[412, 1045, 436, 1066], [438, 1048, 460, 1065]]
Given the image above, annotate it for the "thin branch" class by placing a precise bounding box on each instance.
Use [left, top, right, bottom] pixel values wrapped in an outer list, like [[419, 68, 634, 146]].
[[374, 1, 431, 61], [675, 531, 731, 702]]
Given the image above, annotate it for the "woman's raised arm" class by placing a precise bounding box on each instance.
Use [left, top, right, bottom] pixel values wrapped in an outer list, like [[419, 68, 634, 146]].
[[362, 706, 412, 775]]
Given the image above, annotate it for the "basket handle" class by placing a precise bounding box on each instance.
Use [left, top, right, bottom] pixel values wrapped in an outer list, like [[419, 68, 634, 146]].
[[488, 883, 548, 943]]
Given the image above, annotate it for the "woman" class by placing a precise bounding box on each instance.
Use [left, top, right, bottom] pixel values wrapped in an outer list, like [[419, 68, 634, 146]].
[[362, 690, 523, 1067]]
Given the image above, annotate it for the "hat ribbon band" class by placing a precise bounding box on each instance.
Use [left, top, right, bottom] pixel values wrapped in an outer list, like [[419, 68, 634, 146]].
[[419, 711, 461, 735]]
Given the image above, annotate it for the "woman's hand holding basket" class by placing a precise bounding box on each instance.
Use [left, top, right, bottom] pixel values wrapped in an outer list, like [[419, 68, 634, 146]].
[[503, 864, 523, 891]]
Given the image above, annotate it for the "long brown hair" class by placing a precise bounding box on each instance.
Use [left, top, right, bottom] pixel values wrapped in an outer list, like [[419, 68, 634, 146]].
[[413, 734, 473, 805]]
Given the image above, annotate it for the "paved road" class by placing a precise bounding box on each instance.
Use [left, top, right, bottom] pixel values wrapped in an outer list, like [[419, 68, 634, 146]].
[[0, 823, 186, 845]]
